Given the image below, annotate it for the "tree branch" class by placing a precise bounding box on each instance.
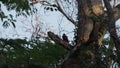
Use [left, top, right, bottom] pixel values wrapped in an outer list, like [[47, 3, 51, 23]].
[[48, 31, 73, 50], [113, 4, 120, 21], [31, 0, 76, 26], [113, 0, 116, 7], [55, 0, 77, 26], [103, 0, 120, 64]]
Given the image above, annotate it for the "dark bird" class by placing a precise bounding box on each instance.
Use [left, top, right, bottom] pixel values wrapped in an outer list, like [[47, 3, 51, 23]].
[[62, 33, 69, 43]]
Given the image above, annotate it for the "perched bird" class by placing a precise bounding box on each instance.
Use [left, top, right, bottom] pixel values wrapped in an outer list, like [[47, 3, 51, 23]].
[[62, 33, 69, 43]]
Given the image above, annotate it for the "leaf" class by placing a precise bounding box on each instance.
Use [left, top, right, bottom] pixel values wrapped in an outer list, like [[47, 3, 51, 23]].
[[54, 8, 57, 11], [0, 11, 6, 21], [50, 8, 53, 11], [9, 14, 13, 19], [3, 21, 10, 28], [46, 7, 50, 10], [11, 22, 16, 28]]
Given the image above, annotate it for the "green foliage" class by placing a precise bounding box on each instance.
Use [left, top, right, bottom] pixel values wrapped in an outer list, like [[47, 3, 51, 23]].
[[0, 36, 119, 68], [0, 0, 36, 28], [29, 40, 67, 68], [0, 38, 67, 68], [0, 0, 30, 12]]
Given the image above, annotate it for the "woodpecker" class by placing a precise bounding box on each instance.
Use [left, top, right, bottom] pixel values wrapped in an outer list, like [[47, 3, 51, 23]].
[[62, 33, 69, 43]]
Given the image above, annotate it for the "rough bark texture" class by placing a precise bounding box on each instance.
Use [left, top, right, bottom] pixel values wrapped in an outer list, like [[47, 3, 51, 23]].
[[47, 0, 120, 68]]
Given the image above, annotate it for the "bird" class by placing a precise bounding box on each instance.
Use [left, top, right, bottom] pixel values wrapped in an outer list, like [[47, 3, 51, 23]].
[[62, 33, 69, 43]]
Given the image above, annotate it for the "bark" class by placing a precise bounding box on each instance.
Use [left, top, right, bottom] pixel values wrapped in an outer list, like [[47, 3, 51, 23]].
[[113, 4, 120, 21], [60, 0, 105, 68]]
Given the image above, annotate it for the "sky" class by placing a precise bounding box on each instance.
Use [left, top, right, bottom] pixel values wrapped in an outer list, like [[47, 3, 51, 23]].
[[0, 1, 120, 41], [0, 3, 75, 41]]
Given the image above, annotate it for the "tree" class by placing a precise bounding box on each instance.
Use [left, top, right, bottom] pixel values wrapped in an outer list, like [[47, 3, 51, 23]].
[[31, 0, 120, 68], [0, 0, 120, 68]]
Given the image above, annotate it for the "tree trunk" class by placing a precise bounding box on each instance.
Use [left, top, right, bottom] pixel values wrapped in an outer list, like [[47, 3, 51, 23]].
[[47, 0, 120, 68], [60, 0, 105, 68]]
